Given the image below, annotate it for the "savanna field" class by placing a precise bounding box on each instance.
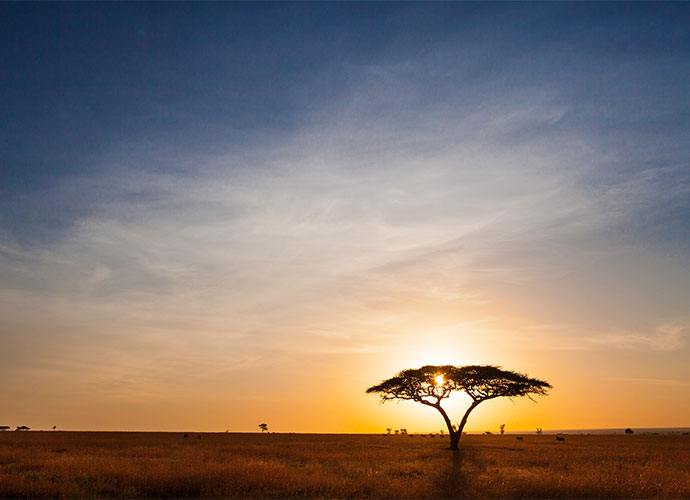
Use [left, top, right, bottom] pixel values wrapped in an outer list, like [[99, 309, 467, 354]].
[[1, 432, 689, 499]]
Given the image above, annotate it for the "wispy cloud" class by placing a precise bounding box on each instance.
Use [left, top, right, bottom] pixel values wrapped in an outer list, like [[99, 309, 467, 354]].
[[1, 90, 686, 363], [516, 323, 689, 352], [607, 376, 690, 388], [587, 324, 688, 351]]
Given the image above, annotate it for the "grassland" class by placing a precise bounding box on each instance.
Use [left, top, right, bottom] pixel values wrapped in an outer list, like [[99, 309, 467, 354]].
[[1, 431, 689, 499]]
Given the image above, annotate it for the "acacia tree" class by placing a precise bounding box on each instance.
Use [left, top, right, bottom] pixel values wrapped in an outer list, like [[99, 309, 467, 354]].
[[366, 365, 551, 450]]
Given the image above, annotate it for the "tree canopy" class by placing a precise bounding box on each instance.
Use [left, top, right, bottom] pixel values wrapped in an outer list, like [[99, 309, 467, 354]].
[[366, 364, 551, 450]]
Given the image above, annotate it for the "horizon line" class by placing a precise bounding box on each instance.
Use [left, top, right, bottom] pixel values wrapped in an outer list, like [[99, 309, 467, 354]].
[[8, 426, 690, 434]]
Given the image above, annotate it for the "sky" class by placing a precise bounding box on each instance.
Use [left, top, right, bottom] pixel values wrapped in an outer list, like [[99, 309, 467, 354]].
[[1, 3, 689, 433]]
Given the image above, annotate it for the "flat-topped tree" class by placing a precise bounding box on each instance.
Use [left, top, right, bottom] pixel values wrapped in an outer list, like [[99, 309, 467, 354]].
[[366, 365, 551, 450]]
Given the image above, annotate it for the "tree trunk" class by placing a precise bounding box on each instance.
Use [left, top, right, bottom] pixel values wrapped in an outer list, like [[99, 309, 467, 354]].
[[449, 431, 461, 450], [428, 399, 485, 450], [440, 400, 483, 450], [427, 402, 461, 450]]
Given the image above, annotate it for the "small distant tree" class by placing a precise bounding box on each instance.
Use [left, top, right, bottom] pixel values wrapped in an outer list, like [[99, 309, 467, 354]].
[[258, 423, 268, 433], [367, 365, 551, 450], [394, 429, 400, 435], [52, 426, 57, 431], [400, 428, 407, 435], [440, 429, 444, 437], [0, 426, 9, 431], [386, 428, 392, 435], [16, 426, 29, 431], [625, 428, 634, 435], [500, 424, 505, 435], [536, 428, 543, 435]]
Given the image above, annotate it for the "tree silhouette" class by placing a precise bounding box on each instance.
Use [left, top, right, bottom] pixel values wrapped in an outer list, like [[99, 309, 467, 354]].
[[258, 423, 268, 433], [366, 365, 551, 450]]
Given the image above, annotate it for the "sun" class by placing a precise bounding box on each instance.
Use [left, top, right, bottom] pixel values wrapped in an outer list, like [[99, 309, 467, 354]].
[[435, 374, 444, 386]]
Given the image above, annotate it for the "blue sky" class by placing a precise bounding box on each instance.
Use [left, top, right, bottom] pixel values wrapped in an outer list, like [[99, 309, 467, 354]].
[[1, 3, 689, 432], [3, 4, 689, 245]]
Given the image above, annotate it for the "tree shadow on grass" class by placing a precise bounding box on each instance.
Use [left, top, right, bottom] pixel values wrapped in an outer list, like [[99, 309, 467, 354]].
[[435, 449, 471, 499]]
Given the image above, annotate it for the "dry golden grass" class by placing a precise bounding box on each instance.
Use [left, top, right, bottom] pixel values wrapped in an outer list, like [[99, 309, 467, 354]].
[[1, 431, 689, 499]]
